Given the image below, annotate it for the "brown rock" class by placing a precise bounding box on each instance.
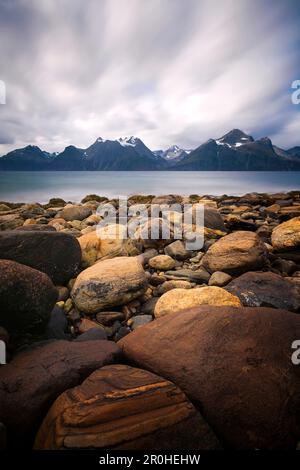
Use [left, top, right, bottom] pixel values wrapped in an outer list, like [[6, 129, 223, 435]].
[[119, 306, 300, 449], [58, 205, 92, 222], [34, 364, 221, 450], [202, 231, 268, 275], [208, 271, 232, 287], [271, 217, 300, 251], [0, 260, 57, 335], [0, 339, 120, 448], [96, 311, 125, 325], [226, 271, 300, 312], [154, 287, 241, 318], [149, 254, 176, 271], [0, 231, 81, 284]]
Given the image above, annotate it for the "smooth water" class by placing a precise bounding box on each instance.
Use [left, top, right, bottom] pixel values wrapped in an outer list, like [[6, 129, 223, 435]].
[[0, 171, 299, 203]]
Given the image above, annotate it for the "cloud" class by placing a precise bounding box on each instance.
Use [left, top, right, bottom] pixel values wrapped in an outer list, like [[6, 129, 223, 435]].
[[0, 0, 299, 155]]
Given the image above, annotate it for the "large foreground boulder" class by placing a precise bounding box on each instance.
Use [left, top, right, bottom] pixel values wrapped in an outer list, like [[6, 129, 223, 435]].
[[119, 306, 300, 449], [154, 287, 241, 318], [0, 260, 57, 335], [72, 256, 148, 314], [202, 231, 268, 275], [271, 217, 300, 251], [0, 231, 81, 284], [0, 340, 120, 448], [34, 364, 221, 450], [226, 271, 300, 312]]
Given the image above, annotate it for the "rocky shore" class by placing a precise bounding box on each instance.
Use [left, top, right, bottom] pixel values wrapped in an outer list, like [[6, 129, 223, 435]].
[[0, 191, 300, 450]]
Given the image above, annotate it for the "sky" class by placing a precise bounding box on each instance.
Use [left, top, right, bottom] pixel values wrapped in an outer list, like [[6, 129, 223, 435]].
[[0, 0, 299, 155]]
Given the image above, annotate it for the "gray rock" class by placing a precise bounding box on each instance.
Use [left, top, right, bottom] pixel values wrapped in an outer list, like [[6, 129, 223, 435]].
[[75, 328, 108, 341], [131, 315, 153, 330]]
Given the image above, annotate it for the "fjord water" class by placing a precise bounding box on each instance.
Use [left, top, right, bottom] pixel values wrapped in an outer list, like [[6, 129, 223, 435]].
[[0, 171, 299, 203]]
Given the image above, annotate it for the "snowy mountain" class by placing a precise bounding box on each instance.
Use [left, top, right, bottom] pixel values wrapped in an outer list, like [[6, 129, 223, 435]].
[[0, 130, 299, 170]]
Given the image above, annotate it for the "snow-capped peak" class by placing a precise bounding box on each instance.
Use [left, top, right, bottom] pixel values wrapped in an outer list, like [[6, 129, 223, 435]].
[[118, 136, 138, 147]]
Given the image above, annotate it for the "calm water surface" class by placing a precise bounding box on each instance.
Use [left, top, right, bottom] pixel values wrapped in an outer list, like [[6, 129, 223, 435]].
[[0, 171, 299, 203]]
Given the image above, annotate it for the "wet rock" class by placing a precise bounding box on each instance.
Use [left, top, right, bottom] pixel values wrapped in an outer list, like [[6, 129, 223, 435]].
[[0, 260, 57, 336], [34, 364, 221, 450], [71, 256, 148, 314], [154, 287, 241, 318], [140, 298, 159, 315], [202, 231, 268, 275], [226, 271, 300, 312], [0, 231, 81, 284], [0, 339, 120, 448], [119, 306, 300, 449]]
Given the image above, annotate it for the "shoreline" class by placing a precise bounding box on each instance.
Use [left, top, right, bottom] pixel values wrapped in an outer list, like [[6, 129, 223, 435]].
[[1, 191, 300, 450]]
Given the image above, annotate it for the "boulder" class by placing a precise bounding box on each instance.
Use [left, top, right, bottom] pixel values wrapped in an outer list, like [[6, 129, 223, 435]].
[[58, 205, 92, 222], [0, 339, 120, 448], [154, 287, 241, 318], [34, 364, 221, 450], [0, 260, 57, 336], [79, 225, 139, 268], [164, 240, 190, 260], [271, 217, 300, 251], [71, 257, 148, 314], [208, 271, 232, 287], [202, 231, 268, 275], [0, 214, 23, 231], [119, 306, 300, 449], [0, 231, 81, 284], [204, 206, 226, 231], [149, 255, 176, 271], [226, 271, 300, 312]]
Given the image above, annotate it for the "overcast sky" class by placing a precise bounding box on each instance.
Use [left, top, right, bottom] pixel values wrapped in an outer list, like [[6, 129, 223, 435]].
[[0, 0, 299, 154]]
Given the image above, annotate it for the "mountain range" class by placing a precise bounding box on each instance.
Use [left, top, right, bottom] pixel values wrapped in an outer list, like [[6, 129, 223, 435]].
[[0, 129, 300, 171]]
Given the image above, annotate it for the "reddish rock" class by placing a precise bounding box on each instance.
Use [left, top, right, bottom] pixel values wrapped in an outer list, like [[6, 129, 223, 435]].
[[34, 364, 221, 450], [0, 260, 57, 335], [119, 306, 300, 449], [0, 231, 81, 284], [0, 339, 120, 448]]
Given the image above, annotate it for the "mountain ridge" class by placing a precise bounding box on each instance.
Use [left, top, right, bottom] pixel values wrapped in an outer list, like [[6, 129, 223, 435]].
[[1, 130, 300, 171]]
